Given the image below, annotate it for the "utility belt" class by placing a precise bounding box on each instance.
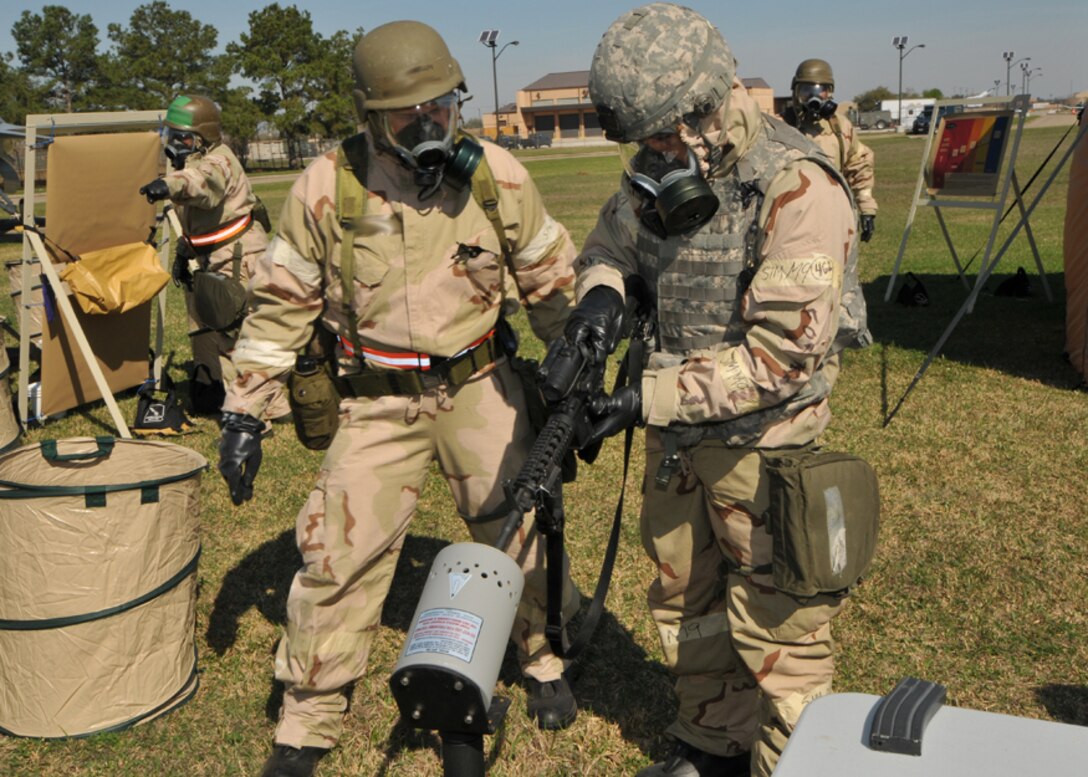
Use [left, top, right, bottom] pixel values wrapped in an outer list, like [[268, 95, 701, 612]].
[[336, 329, 500, 398]]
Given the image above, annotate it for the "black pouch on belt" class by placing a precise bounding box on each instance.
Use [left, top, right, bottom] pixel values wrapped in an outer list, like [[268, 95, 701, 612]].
[[760, 448, 881, 599], [192, 244, 247, 331]]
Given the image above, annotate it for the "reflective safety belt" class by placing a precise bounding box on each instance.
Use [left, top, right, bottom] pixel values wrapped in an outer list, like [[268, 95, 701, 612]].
[[186, 213, 252, 254], [339, 328, 495, 370], [336, 330, 500, 397]]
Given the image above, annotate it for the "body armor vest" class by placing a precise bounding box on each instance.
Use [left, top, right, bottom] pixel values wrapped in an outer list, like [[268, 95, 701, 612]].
[[633, 115, 870, 446]]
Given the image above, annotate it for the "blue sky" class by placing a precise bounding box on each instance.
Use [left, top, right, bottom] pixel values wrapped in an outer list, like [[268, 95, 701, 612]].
[[3, 0, 1085, 113]]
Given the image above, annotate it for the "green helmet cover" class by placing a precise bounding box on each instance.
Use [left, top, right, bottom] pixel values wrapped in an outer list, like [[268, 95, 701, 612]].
[[165, 94, 221, 145], [589, 3, 735, 142]]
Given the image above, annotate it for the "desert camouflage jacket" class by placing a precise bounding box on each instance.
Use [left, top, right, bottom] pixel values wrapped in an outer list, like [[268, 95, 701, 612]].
[[576, 81, 864, 448], [786, 108, 878, 216], [165, 142, 267, 264], [224, 133, 576, 418]]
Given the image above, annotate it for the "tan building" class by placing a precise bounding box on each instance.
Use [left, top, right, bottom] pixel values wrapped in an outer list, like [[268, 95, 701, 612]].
[[517, 71, 600, 142], [483, 72, 777, 145], [480, 102, 524, 140]]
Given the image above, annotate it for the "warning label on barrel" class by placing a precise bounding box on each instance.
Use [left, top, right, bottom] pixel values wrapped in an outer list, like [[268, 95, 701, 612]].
[[404, 608, 483, 663]]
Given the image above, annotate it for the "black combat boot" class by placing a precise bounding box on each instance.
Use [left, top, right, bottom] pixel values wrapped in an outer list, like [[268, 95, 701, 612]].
[[635, 740, 751, 777], [258, 745, 329, 777], [525, 675, 578, 730]]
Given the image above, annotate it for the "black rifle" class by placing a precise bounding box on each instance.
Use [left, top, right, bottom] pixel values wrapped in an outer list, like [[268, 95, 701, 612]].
[[496, 278, 655, 659]]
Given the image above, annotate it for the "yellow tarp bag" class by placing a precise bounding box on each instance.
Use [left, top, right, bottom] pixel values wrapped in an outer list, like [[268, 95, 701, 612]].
[[58, 241, 170, 315]]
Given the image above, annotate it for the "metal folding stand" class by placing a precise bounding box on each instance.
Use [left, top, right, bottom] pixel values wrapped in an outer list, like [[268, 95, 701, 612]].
[[885, 95, 1038, 310], [884, 113, 1088, 426]]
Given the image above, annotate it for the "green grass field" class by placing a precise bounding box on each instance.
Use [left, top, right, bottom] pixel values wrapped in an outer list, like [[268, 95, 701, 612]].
[[1, 123, 1086, 776]]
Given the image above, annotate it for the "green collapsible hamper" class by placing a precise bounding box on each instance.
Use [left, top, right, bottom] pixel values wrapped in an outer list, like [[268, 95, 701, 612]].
[[0, 437, 207, 738]]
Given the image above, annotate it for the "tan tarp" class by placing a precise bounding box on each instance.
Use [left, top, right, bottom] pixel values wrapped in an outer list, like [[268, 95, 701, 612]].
[[39, 132, 160, 417], [0, 320, 18, 450], [1064, 111, 1088, 382], [0, 438, 207, 738]]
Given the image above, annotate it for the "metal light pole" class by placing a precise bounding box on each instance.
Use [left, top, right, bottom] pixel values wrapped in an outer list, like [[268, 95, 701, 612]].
[[1022, 65, 1042, 98], [893, 36, 925, 130], [478, 30, 519, 142], [1003, 52, 1029, 96]]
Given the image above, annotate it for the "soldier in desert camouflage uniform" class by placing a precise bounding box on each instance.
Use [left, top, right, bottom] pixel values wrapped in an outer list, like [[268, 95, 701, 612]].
[[215, 21, 580, 777], [139, 94, 286, 419], [782, 59, 879, 243], [552, 5, 871, 776]]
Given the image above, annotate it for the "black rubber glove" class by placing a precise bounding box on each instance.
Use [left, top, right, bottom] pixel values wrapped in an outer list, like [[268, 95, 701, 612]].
[[139, 178, 170, 203], [218, 412, 264, 506], [860, 214, 876, 243], [172, 252, 193, 290], [564, 285, 625, 367], [584, 383, 643, 448]]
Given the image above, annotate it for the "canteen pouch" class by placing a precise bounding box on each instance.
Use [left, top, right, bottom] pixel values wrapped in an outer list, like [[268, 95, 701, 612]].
[[288, 356, 340, 451], [192, 270, 247, 332], [761, 448, 880, 598]]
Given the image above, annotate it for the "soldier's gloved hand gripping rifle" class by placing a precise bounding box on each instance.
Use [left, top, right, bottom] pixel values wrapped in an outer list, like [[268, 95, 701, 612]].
[[497, 278, 655, 660]]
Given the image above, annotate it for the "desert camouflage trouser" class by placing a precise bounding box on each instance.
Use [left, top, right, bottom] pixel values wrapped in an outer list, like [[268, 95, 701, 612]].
[[273, 360, 579, 749], [185, 240, 290, 419], [641, 428, 844, 777]]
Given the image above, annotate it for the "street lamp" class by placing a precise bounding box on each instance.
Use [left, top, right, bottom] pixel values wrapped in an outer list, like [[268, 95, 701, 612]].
[[1002, 52, 1029, 96], [1021, 64, 1042, 97], [893, 36, 925, 131], [478, 30, 519, 142]]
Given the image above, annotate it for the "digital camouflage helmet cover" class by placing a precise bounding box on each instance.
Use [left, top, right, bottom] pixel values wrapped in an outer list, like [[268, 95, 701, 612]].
[[589, 3, 735, 143]]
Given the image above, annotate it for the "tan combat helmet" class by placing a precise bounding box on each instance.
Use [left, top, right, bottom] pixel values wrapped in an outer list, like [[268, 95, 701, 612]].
[[791, 58, 837, 118], [352, 21, 467, 121], [164, 94, 221, 145], [792, 58, 835, 91], [589, 3, 735, 143]]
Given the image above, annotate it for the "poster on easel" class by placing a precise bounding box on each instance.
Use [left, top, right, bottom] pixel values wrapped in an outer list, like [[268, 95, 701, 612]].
[[925, 111, 1014, 197]]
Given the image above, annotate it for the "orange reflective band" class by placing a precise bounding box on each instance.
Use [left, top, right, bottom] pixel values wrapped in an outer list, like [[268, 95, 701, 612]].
[[340, 329, 496, 371], [188, 213, 252, 247]]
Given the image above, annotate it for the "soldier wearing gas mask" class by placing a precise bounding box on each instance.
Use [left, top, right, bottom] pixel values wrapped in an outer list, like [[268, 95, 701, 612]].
[[782, 59, 878, 242], [551, 5, 871, 776], [138, 94, 285, 420], [215, 21, 581, 777]]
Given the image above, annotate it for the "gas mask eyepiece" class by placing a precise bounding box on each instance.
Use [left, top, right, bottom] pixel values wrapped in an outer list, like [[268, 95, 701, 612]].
[[622, 139, 719, 238], [796, 83, 837, 120], [378, 92, 464, 197]]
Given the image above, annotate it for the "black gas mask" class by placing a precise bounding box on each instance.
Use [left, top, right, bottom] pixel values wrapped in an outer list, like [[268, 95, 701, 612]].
[[622, 139, 719, 239], [162, 127, 202, 170], [377, 92, 480, 198], [795, 83, 837, 120]]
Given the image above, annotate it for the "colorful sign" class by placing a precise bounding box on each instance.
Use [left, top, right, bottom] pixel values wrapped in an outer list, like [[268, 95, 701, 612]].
[[925, 111, 1013, 196]]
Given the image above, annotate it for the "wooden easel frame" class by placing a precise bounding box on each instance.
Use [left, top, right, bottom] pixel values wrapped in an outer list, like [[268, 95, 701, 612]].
[[15, 110, 183, 437], [885, 95, 1046, 310]]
